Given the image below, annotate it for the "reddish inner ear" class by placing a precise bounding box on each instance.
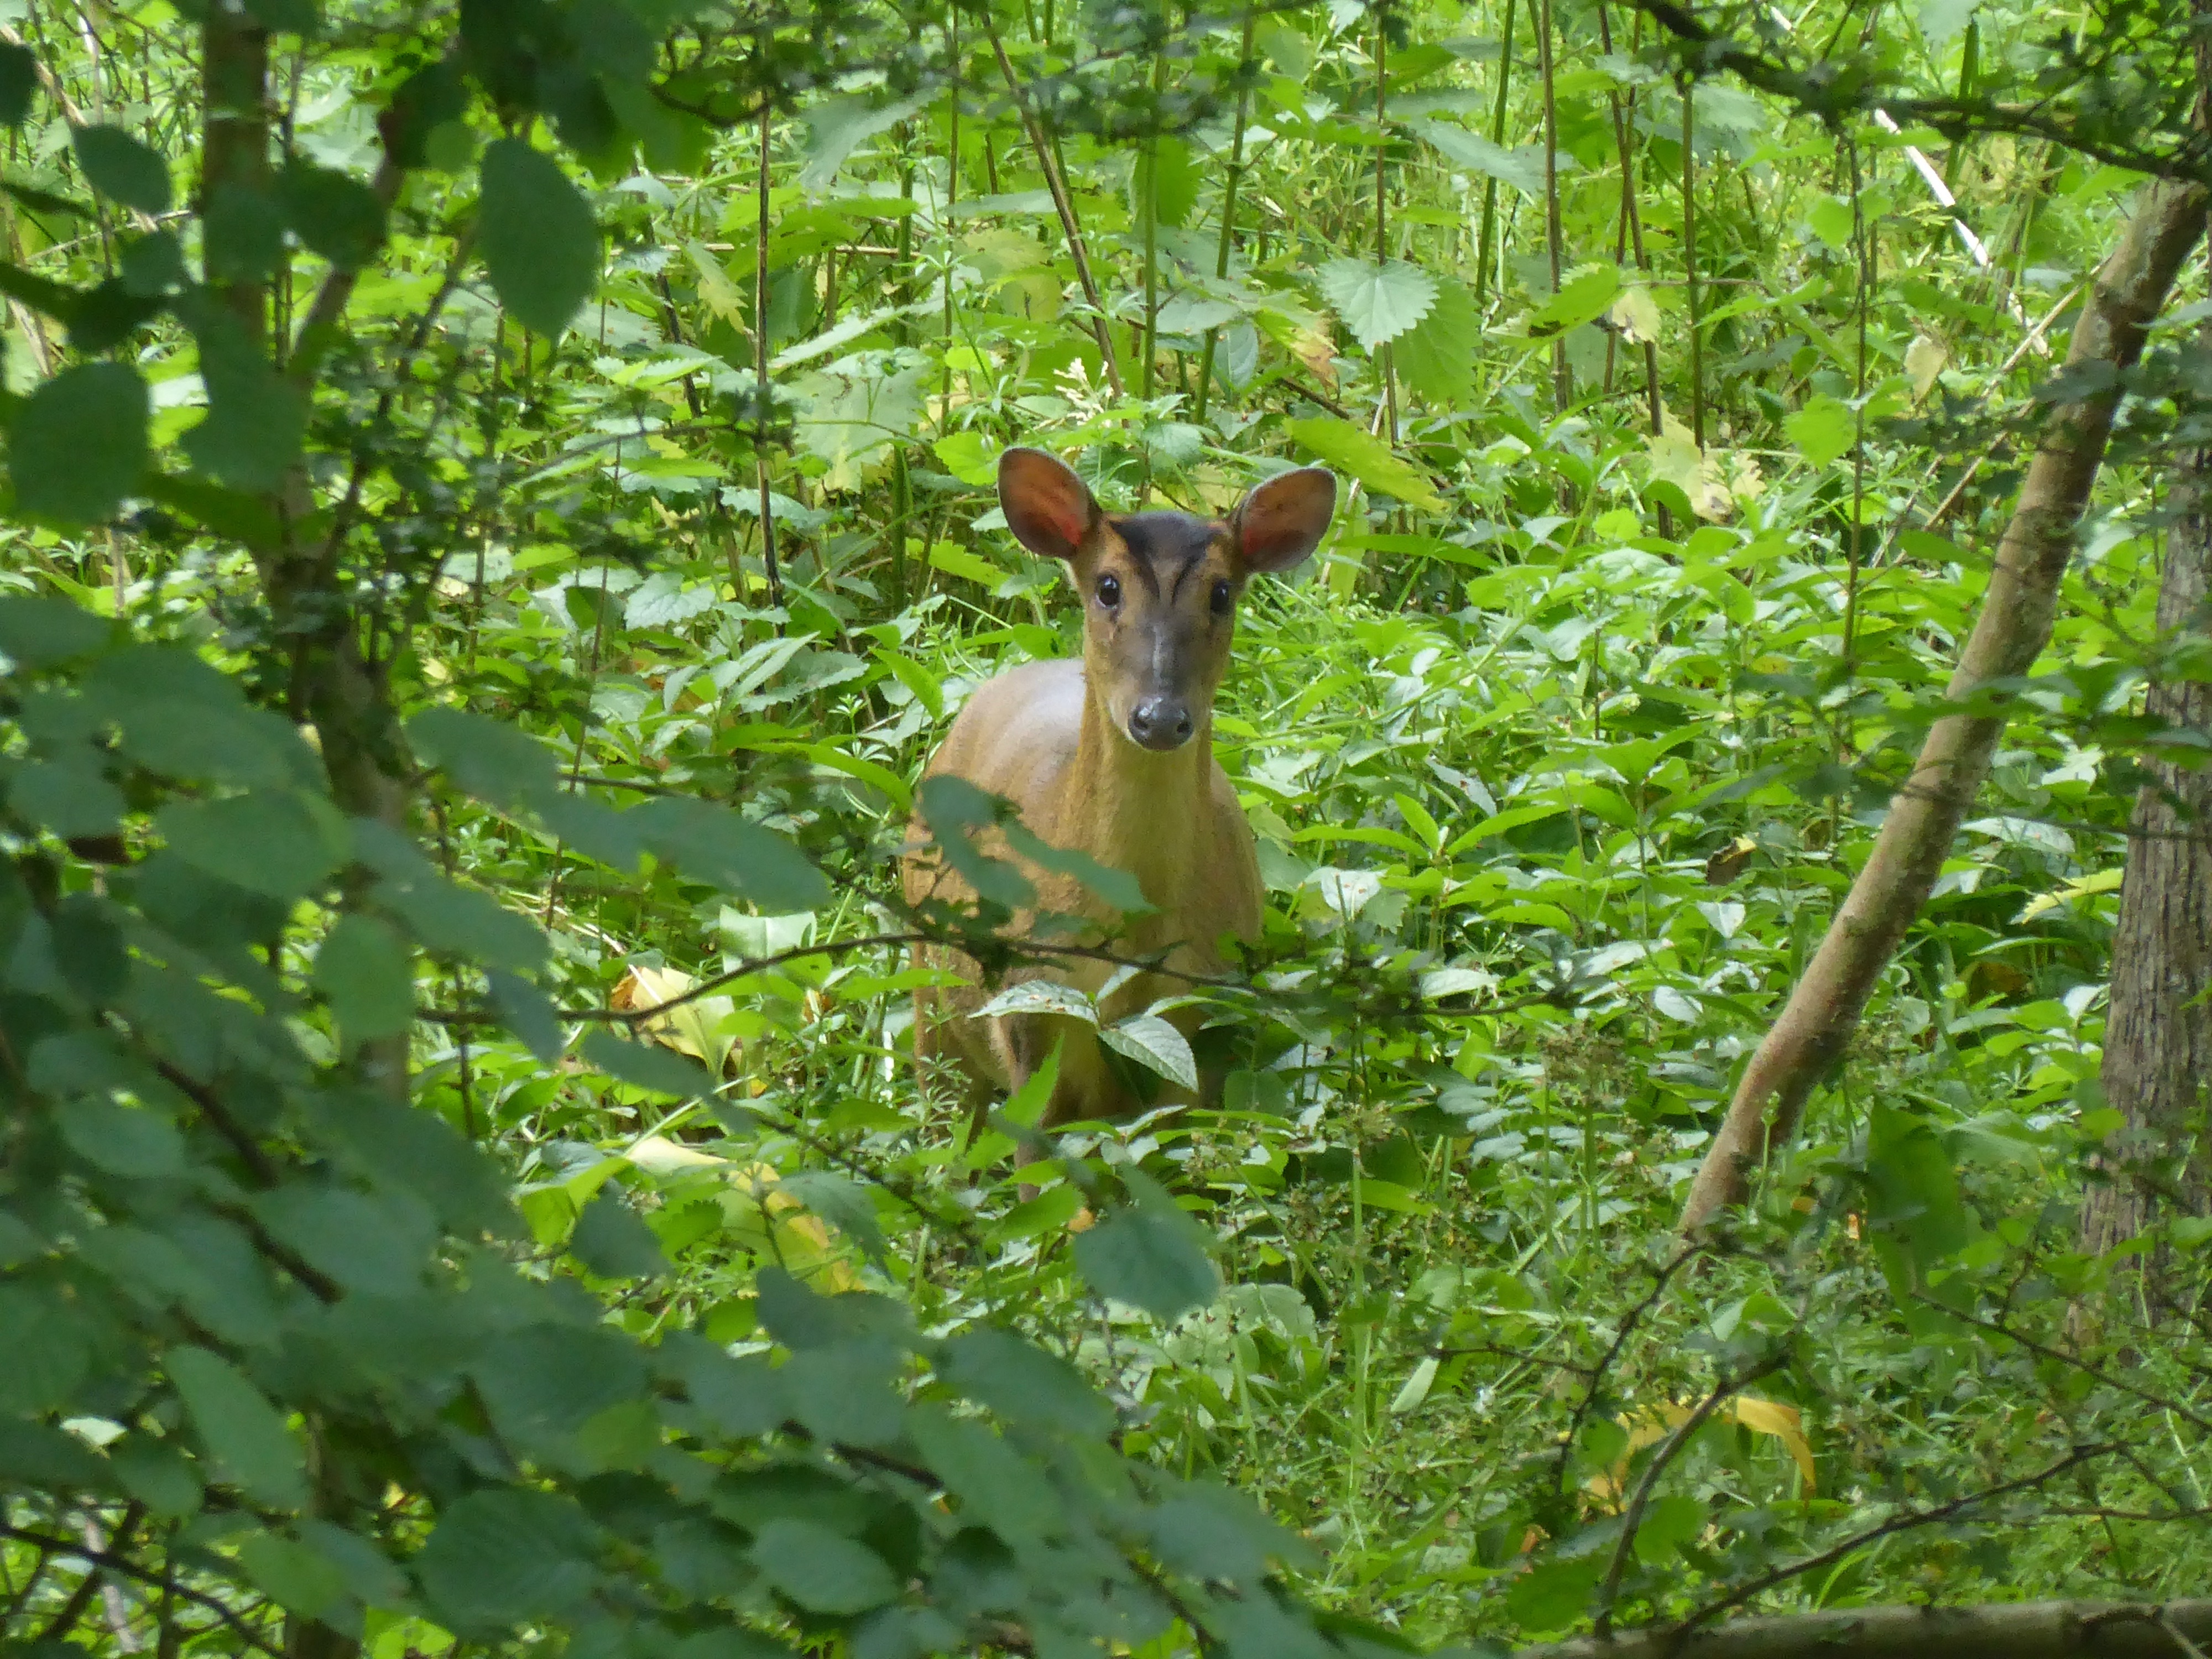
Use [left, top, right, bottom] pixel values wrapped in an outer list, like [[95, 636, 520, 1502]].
[[1234, 468, 1338, 573], [1000, 449, 1098, 562]]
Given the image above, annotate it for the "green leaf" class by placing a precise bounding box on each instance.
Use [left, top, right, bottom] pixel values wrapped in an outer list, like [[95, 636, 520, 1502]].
[[940, 1327, 1113, 1437], [408, 706, 561, 808], [313, 914, 416, 1043], [1072, 1172, 1219, 1319], [1393, 276, 1481, 407], [800, 91, 929, 195], [569, 1192, 670, 1279], [1100, 1013, 1198, 1091], [236, 1530, 349, 1620], [181, 303, 307, 491], [472, 1324, 651, 1449], [1787, 393, 1856, 466], [1406, 118, 1547, 193], [9, 757, 125, 839], [169, 1344, 309, 1510], [580, 1028, 717, 1099], [1527, 264, 1620, 333], [1283, 416, 1442, 509], [414, 1489, 601, 1631], [931, 430, 998, 487], [10, 361, 149, 524], [279, 159, 387, 269], [749, 1518, 899, 1614], [778, 1170, 887, 1267], [60, 1099, 185, 1178], [0, 44, 35, 127], [158, 790, 347, 901], [1316, 258, 1437, 351], [108, 1434, 205, 1517], [478, 138, 599, 337], [0, 595, 112, 665], [638, 797, 828, 912], [0, 1286, 91, 1412], [72, 124, 171, 215]]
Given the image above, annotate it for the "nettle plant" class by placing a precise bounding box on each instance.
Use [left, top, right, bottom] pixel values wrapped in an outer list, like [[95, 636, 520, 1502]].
[[0, 6, 1415, 1658]]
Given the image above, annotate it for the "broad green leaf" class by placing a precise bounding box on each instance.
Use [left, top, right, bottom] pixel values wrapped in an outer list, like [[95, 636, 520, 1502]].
[[932, 430, 998, 487], [0, 1286, 90, 1412], [9, 757, 125, 839], [569, 1192, 670, 1279], [1283, 416, 1442, 509], [169, 1345, 308, 1510], [1406, 118, 1547, 193], [1787, 394, 1856, 466], [408, 705, 562, 808], [236, 1530, 348, 1620], [313, 914, 416, 1044], [1101, 1013, 1198, 1091], [158, 789, 347, 901], [479, 138, 599, 336], [928, 541, 1005, 586], [1316, 258, 1437, 351], [108, 1435, 204, 1517], [181, 304, 307, 491], [60, 1098, 185, 1178], [580, 1029, 718, 1099], [279, 159, 388, 269], [778, 1170, 888, 1267], [0, 595, 111, 665], [0, 44, 34, 127], [800, 91, 928, 195], [11, 361, 149, 524], [749, 1518, 899, 1613], [1527, 264, 1620, 333], [72, 123, 171, 214], [472, 1324, 651, 1449], [941, 1327, 1113, 1437], [1072, 1172, 1219, 1319], [637, 796, 828, 911], [1392, 276, 1482, 406], [414, 1489, 601, 1631]]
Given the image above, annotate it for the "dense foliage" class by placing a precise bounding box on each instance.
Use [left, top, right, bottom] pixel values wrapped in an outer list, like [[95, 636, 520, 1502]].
[[3, 0, 2212, 1655]]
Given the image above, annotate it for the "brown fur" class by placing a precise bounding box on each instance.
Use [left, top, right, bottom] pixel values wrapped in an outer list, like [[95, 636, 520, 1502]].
[[901, 449, 1336, 1138]]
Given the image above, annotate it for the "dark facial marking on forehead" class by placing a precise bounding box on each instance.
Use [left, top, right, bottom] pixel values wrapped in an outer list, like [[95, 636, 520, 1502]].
[[1110, 511, 1222, 598]]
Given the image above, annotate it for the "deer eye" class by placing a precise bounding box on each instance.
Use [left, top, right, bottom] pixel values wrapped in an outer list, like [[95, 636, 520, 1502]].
[[1210, 579, 1233, 615], [1095, 573, 1121, 609]]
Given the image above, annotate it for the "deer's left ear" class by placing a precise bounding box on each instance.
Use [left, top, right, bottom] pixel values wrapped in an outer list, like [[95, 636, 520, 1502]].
[[1230, 467, 1337, 574]]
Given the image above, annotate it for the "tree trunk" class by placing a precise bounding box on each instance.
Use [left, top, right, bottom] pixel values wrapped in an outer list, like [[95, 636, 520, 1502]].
[[1679, 175, 2210, 1233], [2080, 442, 2212, 1260]]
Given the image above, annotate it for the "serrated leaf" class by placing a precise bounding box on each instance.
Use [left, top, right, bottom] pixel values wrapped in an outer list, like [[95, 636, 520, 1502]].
[[1316, 258, 1436, 351], [0, 1286, 90, 1412], [637, 796, 827, 912], [313, 914, 415, 1043], [941, 1327, 1114, 1436], [750, 1518, 899, 1613], [1283, 415, 1442, 509], [1100, 1013, 1198, 1091], [11, 361, 148, 524], [1072, 1172, 1219, 1319], [72, 124, 170, 214], [279, 159, 388, 269], [1393, 276, 1482, 406], [1527, 264, 1620, 333], [169, 1345, 307, 1510], [414, 1489, 601, 1631], [0, 44, 35, 127], [1405, 118, 1549, 193], [799, 91, 928, 195], [181, 303, 307, 491], [479, 138, 599, 336], [158, 789, 347, 901], [1787, 394, 1856, 466], [1610, 284, 1661, 344]]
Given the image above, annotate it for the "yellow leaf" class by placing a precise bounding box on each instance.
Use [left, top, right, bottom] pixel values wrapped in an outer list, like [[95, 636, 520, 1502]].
[[1587, 1396, 1814, 1504], [2017, 865, 2125, 923], [1728, 1395, 1815, 1489], [1904, 332, 1948, 400], [612, 964, 741, 1077], [1609, 285, 1662, 345]]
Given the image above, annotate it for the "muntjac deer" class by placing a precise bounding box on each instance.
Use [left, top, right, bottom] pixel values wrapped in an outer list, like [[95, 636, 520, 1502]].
[[902, 446, 1337, 1143]]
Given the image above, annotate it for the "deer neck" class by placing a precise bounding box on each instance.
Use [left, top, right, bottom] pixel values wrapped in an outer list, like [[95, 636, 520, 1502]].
[[1067, 688, 1210, 922]]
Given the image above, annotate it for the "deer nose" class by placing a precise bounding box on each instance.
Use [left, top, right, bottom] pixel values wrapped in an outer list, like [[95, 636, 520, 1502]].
[[1128, 696, 1194, 752]]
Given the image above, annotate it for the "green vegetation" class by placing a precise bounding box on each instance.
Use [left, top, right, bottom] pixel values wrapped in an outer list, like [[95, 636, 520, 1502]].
[[3, 0, 2212, 1656]]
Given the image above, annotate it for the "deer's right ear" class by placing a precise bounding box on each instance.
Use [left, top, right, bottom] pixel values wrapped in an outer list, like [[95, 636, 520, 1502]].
[[999, 447, 1099, 563]]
